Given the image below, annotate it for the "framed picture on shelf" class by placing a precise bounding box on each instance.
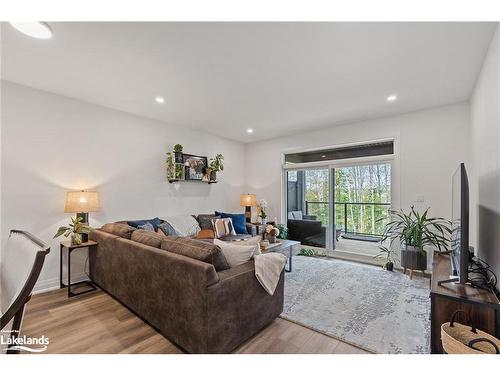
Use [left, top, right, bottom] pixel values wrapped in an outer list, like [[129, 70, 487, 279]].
[[182, 154, 208, 180]]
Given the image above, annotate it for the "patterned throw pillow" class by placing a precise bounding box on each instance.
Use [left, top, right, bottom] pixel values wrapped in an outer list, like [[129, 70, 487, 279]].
[[157, 221, 179, 236], [212, 217, 236, 238], [138, 222, 155, 231], [197, 214, 220, 230]]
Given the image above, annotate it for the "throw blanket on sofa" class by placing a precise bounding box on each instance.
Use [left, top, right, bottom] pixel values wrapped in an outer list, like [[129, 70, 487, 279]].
[[254, 253, 287, 295]]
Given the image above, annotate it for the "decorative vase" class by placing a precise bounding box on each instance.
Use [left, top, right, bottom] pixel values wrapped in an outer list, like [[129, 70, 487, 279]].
[[401, 245, 427, 271], [210, 170, 217, 181], [71, 233, 82, 246], [267, 234, 276, 243], [385, 261, 394, 271], [261, 218, 267, 225]]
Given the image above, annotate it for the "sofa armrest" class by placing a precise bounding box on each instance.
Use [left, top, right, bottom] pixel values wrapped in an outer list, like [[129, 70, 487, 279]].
[[206, 261, 284, 353]]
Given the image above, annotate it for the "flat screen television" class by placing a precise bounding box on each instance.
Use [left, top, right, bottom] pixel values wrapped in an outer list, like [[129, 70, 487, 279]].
[[450, 163, 470, 284]]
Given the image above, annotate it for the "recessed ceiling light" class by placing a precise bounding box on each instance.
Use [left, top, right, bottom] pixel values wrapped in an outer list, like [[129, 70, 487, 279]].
[[9, 22, 53, 39], [247, 128, 254, 134], [155, 96, 165, 104], [387, 94, 398, 102]]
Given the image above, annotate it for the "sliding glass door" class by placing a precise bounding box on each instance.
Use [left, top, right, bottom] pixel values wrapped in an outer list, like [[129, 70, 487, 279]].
[[285, 162, 391, 257]]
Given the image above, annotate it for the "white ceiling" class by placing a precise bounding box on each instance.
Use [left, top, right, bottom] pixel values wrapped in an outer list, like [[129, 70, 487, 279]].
[[1, 22, 497, 143]]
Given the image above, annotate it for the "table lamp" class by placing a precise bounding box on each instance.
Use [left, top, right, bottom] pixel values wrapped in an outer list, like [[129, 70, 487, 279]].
[[64, 190, 100, 242], [240, 193, 257, 223]]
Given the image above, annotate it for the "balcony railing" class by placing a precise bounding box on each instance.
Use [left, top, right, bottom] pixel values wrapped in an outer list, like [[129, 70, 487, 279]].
[[305, 201, 391, 238]]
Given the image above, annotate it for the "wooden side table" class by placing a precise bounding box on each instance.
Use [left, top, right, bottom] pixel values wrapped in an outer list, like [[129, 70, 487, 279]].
[[60, 240, 98, 298]]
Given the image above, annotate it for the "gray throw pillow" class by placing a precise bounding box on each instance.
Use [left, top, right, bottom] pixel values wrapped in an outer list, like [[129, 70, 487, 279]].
[[158, 221, 178, 236], [138, 222, 155, 232], [197, 214, 220, 230]]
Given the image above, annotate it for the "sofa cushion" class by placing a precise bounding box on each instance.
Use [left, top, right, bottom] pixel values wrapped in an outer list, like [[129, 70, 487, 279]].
[[215, 212, 248, 234], [212, 217, 236, 238], [160, 236, 230, 271], [161, 215, 201, 237], [157, 221, 179, 236], [131, 229, 165, 248], [196, 229, 215, 239], [138, 222, 155, 231], [288, 210, 303, 220], [100, 223, 136, 239], [127, 217, 162, 231], [196, 214, 220, 230], [213, 239, 257, 268]]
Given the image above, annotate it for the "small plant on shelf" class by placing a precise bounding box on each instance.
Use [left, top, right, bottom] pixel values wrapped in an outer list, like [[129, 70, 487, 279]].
[[166, 152, 175, 181], [54, 216, 93, 246], [206, 153, 224, 181], [173, 144, 183, 153]]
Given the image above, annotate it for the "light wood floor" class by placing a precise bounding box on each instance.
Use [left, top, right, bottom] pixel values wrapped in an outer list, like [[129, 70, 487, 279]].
[[22, 288, 369, 354]]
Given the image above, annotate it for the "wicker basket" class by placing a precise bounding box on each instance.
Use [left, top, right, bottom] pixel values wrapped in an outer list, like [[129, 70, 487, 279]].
[[441, 310, 500, 354]]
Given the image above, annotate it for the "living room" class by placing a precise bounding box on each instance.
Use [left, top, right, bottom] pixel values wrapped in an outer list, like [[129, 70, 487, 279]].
[[1, 1, 500, 373]]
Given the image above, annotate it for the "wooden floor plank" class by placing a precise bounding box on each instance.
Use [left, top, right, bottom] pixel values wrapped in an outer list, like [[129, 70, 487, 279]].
[[21, 289, 369, 354]]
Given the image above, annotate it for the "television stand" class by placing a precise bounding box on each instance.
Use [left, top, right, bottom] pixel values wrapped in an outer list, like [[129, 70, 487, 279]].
[[430, 252, 500, 353], [437, 277, 459, 286]]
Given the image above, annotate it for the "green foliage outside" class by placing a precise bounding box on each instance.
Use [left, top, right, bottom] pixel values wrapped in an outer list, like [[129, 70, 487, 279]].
[[303, 164, 391, 236]]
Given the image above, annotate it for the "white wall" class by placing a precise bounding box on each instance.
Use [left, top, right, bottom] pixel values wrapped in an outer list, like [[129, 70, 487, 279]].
[[470, 25, 500, 279], [246, 103, 471, 265], [1, 81, 247, 292]]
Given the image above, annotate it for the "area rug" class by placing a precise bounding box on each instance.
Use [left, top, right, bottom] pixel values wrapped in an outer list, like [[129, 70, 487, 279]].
[[282, 256, 431, 354]]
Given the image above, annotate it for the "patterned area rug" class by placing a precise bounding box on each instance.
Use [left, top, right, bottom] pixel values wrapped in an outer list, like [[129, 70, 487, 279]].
[[282, 256, 430, 354]]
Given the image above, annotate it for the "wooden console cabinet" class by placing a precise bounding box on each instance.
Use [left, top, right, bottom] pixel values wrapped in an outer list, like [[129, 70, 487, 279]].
[[430, 253, 500, 353]]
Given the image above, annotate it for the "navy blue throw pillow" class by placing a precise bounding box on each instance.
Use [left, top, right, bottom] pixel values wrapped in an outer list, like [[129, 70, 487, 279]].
[[127, 217, 162, 231], [215, 211, 248, 234]]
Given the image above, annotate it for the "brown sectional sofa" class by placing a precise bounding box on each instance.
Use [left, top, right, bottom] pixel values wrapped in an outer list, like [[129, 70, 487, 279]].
[[89, 223, 284, 353]]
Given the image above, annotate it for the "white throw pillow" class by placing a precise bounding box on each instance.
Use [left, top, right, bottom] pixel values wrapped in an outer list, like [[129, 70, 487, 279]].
[[160, 215, 201, 237], [214, 239, 257, 267]]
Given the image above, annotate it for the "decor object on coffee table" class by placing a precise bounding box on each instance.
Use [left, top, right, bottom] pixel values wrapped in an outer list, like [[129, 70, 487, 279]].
[[265, 224, 280, 243], [63, 190, 99, 242], [258, 199, 268, 224], [240, 193, 257, 222], [380, 206, 450, 279]]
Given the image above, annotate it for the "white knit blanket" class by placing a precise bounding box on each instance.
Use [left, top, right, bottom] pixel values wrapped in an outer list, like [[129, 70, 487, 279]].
[[254, 253, 287, 295]]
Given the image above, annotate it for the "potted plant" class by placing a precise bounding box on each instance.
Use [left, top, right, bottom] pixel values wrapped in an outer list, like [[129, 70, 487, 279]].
[[375, 245, 397, 271], [173, 144, 183, 163], [166, 152, 175, 181], [258, 199, 268, 224], [380, 206, 450, 273], [54, 216, 93, 245], [275, 224, 288, 239], [206, 153, 224, 181]]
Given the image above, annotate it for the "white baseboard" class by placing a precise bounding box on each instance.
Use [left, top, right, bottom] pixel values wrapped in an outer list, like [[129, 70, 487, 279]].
[[33, 272, 89, 295]]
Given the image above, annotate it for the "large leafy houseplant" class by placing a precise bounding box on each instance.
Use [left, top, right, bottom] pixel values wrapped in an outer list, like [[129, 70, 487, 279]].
[[380, 206, 451, 271]]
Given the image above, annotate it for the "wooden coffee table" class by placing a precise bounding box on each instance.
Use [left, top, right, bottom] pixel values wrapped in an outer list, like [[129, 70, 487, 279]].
[[262, 239, 301, 272]]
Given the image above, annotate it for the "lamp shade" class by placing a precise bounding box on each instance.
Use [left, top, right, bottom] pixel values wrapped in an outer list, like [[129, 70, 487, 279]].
[[64, 191, 100, 213], [240, 194, 257, 207]]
